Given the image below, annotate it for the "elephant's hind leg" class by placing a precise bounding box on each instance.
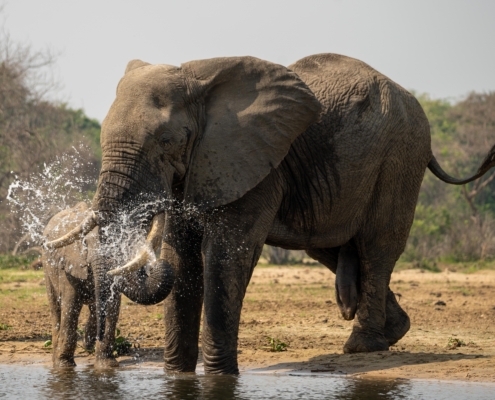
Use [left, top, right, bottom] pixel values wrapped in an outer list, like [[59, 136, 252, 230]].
[[342, 238, 393, 354], [343, 172, 419, 353], [307, 247, 409, 346], [343, 245, 410, 352], [83, 303, 97, 351], [384, 288, 410, 345]]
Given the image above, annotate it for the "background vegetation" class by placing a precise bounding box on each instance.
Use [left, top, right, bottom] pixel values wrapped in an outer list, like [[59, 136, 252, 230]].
[[0, 31, 494, 267], [0, 29, 100, 254]]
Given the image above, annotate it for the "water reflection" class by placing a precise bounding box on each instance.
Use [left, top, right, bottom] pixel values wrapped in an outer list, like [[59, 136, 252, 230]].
[[0, 365, 494, 400], [163, 374, 240, 399], [43, 369, 124, 399]]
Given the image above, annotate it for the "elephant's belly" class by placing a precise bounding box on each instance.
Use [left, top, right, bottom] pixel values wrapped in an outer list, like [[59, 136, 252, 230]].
[[266, 218, 357, 250]]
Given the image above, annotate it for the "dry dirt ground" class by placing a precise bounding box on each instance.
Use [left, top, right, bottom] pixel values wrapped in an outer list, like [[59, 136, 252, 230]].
[[1, 265, 494, 382]]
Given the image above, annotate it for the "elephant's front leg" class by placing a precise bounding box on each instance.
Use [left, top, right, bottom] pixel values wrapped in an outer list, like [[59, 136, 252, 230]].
[[56, 282, 83, 367], [163, 215, 204, 373], [201, 200, 278, 374]]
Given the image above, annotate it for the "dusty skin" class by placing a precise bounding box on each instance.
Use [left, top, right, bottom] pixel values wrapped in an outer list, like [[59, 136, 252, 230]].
[[1, 265, 494, 382]]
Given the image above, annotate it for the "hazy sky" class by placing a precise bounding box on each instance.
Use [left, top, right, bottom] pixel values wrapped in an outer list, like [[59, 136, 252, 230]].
[[4, 0, 495, 122]]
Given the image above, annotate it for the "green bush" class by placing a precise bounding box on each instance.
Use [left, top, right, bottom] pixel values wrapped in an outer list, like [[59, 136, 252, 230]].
[[0, 254, 36, 270]]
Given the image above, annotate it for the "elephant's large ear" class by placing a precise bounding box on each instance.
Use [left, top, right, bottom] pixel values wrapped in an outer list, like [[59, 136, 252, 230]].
[[181, 56, 321, 209]]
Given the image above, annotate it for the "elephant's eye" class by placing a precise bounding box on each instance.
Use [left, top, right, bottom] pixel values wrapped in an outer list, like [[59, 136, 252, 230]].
[[160, 133, 172, 148]]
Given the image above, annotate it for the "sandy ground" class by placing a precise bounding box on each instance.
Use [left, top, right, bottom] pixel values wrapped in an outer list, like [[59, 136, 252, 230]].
[[1, 265, 494, 382]]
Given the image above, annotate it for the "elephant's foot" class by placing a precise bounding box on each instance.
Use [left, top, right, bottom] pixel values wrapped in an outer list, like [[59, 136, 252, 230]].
[[53, 358, 77, 368], [94, 356, 119, 369], [343, 330, 389, 354], [164, 362, 197, 374], [384, 289, 410, 345], [202, 348, 239, 375], [203, 362, 239, 375], [94, 341, 119, 369]]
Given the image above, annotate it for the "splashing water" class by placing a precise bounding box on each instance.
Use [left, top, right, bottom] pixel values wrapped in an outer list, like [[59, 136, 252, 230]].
[[7, 144, 202, 269], [98, 197, 203, 270], [7, 145, 97, 250]]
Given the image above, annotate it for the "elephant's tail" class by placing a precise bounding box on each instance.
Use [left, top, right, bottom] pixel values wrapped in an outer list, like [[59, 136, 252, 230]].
[[428, 144, 495, 185]]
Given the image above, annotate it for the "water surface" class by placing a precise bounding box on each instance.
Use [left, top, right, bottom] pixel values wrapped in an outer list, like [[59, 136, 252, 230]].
[[0, 365, 493, 399]]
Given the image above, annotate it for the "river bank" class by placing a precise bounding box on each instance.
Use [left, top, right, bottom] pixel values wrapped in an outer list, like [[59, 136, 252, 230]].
[[1, 266, 494, 382]]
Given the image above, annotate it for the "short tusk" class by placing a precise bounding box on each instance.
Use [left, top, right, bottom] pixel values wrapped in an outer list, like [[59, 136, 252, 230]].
[[107, 213, 165, 276], [44, 211, 97, 249], [107, 241, 154, 276], [147, 212, 165, 252]]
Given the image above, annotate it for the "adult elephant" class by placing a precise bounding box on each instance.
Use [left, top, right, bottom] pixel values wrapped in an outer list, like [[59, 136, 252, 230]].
[[43, 202, 172, 368], [46, 53, 495, 374]]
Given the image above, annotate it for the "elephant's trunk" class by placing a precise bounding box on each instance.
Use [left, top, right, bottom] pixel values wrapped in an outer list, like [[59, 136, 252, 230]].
[[92, 254, 112, 341], [109, 212, 175, 305], [90, 158, 174, 335], [119, 260, 175, 305]]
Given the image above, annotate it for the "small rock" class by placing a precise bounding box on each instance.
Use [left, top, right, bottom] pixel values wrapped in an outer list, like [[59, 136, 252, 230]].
[[434, 300, 446, 306], [325, 300, 332, 304], [321, 319, 328, 323]]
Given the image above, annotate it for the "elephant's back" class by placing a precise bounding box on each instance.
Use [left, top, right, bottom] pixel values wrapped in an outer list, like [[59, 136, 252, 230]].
[[291, 52, 432, 182], [43, 202, 89, 239], [289, 53, 430, 148]]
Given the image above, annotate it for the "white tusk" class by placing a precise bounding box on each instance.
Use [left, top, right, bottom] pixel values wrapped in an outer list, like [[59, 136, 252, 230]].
[[107, 241, 154, 276], [107, 213, 165, 276], [44, 211, 97, 249]]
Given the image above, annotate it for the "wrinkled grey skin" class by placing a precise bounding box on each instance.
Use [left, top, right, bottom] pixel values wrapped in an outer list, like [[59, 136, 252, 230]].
[[43, 202, 172, 368], [52, 54, 495, 374], [42, 202, 104, 368]]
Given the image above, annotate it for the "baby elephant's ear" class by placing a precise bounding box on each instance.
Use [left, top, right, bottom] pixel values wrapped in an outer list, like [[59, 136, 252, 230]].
[[181, 56, 321, 209]]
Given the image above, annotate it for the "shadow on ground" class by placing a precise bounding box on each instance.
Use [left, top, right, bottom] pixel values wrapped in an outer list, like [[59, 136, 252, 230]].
[[248, 350, 487, 376]]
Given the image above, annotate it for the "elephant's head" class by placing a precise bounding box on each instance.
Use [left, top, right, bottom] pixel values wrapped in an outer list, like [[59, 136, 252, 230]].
[[46, 56, 321, 342]]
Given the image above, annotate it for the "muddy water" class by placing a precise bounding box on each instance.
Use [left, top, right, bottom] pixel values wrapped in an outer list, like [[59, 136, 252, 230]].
[[0, 366, 494, 399]]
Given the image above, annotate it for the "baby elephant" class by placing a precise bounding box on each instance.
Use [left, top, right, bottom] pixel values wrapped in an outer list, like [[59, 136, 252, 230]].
[[42, 202, 102, 367]]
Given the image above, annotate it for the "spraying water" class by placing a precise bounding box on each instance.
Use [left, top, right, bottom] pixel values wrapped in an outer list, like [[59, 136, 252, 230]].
[[6, 144, 201, 267], [7, 145, 97, 252]]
